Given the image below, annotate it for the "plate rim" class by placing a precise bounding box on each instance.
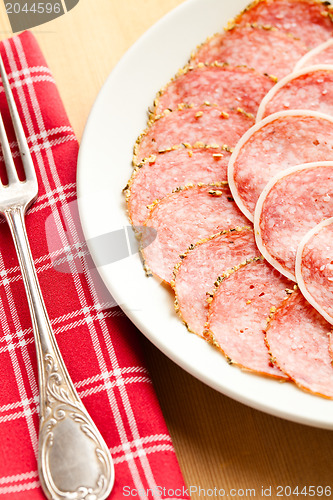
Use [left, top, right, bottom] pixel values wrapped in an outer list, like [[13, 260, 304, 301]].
[[77, 0, 333, 430]]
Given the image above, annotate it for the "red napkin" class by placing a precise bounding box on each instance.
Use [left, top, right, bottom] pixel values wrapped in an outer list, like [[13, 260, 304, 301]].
[[0, 31, 189, 499]]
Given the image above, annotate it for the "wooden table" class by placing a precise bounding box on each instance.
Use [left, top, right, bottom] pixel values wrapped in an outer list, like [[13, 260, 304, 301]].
[[1, 0, 333, 497]]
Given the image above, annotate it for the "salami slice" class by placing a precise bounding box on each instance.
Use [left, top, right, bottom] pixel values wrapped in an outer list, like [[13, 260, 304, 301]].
[[134, 105, 254, 165], [254, 161, 333, 281], [296, 217, 333, 325], [204, 258, 291, 378], [191, 25, 307, 79], [172, 227, 258, 336], [141, 184, 249, 284], [153, 64, 275, 117], [231, 0, 333, 49], [294, 38, 333, 70], [265, 289, 333, 398], [256, 65, 333, 120], [126, 145, 231, 226], [228, 110, 333, 220]]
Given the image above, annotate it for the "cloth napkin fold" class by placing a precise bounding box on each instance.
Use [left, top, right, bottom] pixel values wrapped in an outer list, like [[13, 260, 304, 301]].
[[0, 31, 188, 500]]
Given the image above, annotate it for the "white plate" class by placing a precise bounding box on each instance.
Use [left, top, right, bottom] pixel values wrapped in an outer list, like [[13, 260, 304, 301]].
[[77, 0, 333, 429]]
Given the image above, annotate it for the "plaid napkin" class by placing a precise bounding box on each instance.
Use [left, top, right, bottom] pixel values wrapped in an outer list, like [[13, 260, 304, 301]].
[[0, 31, 188, 499]]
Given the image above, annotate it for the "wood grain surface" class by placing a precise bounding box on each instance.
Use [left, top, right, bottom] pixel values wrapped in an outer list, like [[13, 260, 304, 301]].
[[0, 0, 333, 498]]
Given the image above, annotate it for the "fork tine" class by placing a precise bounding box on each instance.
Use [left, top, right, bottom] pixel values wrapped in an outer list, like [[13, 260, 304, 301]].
[[0, 54, 37, 183], [0, 111, 19, 184]]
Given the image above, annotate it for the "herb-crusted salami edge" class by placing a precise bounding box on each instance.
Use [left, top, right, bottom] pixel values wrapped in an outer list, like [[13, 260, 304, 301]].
[[151, 61, 275, 118], [203, 257, 290, 379], [190, 23, 307, 80], [191, 24, 287, 63], [139, 182, 229, 282], [132, 102, 239, 166], [171, 226, 254, 334], [227, 0, 333, 36], [124, 143, 230, 226], [263, 288, 298, 373], [152, 62, 227, 116], [204, 256, 264, 310]]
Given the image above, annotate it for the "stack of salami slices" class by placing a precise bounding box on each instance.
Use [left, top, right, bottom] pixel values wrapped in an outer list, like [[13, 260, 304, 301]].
[[124, 0, 333, 399]]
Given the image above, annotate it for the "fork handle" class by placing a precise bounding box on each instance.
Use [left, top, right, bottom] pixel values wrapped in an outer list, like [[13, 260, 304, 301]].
[[5, 206, 114, 500]]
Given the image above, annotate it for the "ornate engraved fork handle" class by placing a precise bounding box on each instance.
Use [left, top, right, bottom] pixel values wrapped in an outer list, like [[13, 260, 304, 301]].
[[5, 206, 114, 500]]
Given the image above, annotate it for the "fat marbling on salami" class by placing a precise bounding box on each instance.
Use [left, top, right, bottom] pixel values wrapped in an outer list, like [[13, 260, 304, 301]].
[[191, 25, 307, 79], [126, 146, 231, 226], [294, 38, 333, 70], [296, 217, 333, 325], [133, 105, 254, 165], [254, 161, 333, 281], [204, 258, 291, 378], [228, 110, 333, 221], [231, 0, 333, 49], [172, 227, 259, 336], [153, 64, 275, 117], [265, 289, 333, 398], [256, 65, 333, 120], [141, 184, 248, 284]]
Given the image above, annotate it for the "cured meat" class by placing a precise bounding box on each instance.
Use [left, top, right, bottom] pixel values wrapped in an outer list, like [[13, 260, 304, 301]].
[[126, 146, 231, 226], [204, 258, 291, 378], [256, 66, 333, 120], [141, 184, 248, 284], [134, 105, 254, 164], [172, 227, 258, 336], [296, 217, 333, 325], [228, 110, 333, 220], [191, 25, 307, 79], [294, 38, 333, 69], [254, 161, 333, 281], [231, 0, 333, 49], [153, 64, 275, 116], [266, 289, 333, 398]]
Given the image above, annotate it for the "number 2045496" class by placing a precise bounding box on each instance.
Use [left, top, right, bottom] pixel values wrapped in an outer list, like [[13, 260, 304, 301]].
[[5, 3, 62, 14]]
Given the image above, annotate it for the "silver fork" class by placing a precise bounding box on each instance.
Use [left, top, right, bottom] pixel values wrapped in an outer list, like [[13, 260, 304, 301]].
[[0, 56, 114, 500]]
